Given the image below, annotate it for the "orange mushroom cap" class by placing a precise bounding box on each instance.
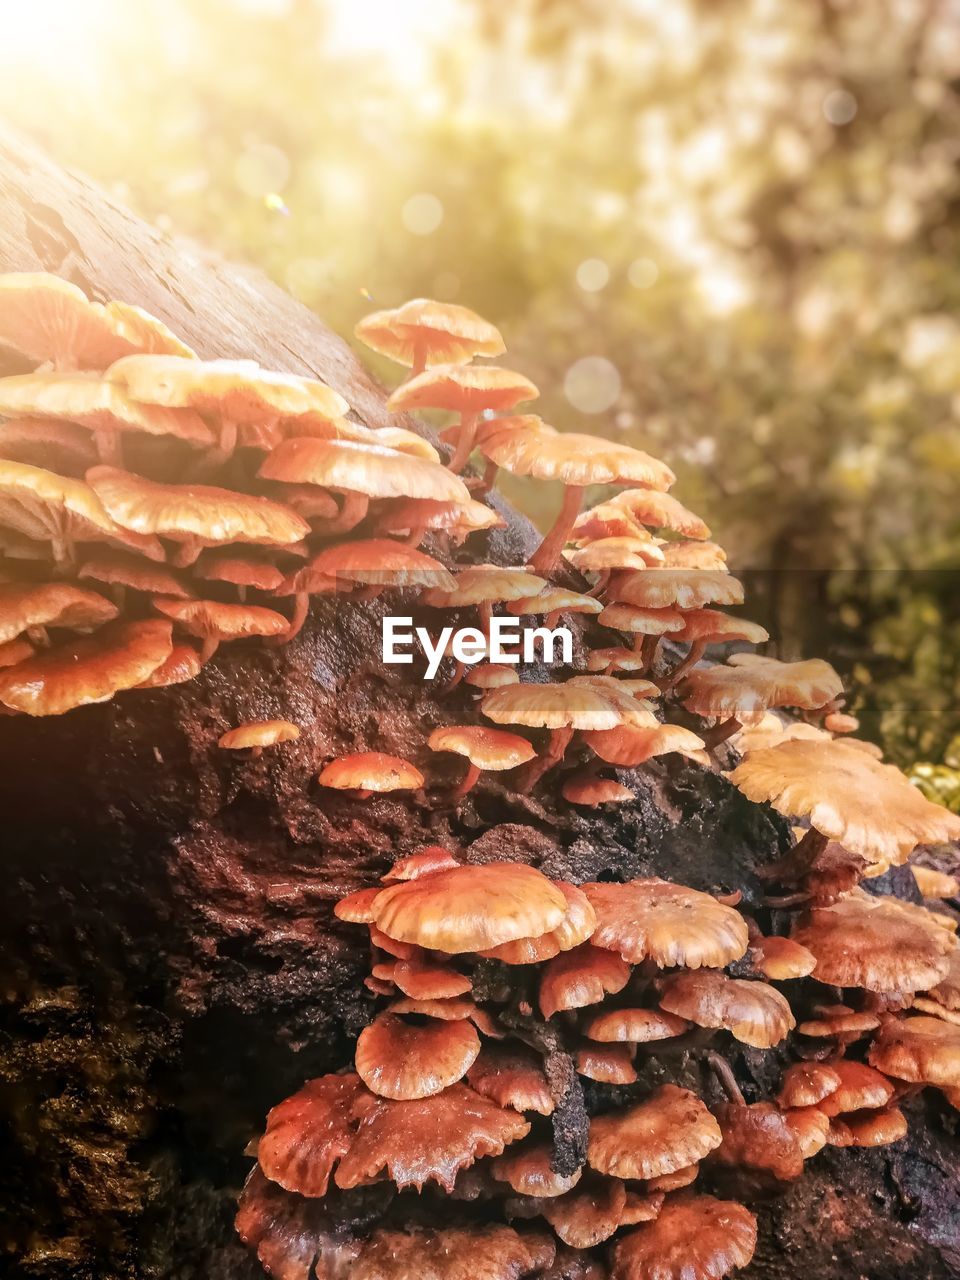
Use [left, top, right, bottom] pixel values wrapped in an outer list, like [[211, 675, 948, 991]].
[[428, 726, 536, 771], [355, 298, 506, 368], [374, 496, 505, 540], [913, 865, 960, 900], [816, 1059, 894, 1117], [827, 1106, 908, 1149], [539, 943, 631, 1019], [794, 1003, 880, 1039], [479, 416, 675, 491], [597, 603, 685, 636], [583, 1008, 690, 1044], [257, 1072, 370, 1197], [583, 722, 707, 767], [782, 1107, 831, 1160], [660, 540, 729, 571], [562, 776, 635, 807], [0, 418, 97, 474], [710, 1102, 805, 1181], [388, 954, 472, 999], [506, 588, 605, 619], [351, 1225, 553, 1280], [777, 1061, 843, 1109], [333, 887, 381, 924], [659, 970, 795, 1048], [297, 539, 456, 591], [0, 580, 117, 644], [318, 752, 424, 793], [194, 550, 285, 593], [477, 881, 597, 964], [381, 846, 461, 882], [259, 437, 470, 503], [354, 1012, 480, 1099], [611, 1195, 757, 1280], [565, 537, 666, 572], [388, 363, 539, 415], [78, 550, 193, 599], [582, 879, 748, 969], [423, 564, 548, 608], [673, 609, 769, 647], [748, 935, 817, 981], [135, 642, 203, 689], [608, 568, 744, 611], [482, 680, 627, 733], [682, 655, 840, 726], [492, 1143, 582, 1198], [867, 1014, 960, 1087], [153, 597, 288, 643], [588, 1085, 722, 1181], [571, 501, 656, 544], [466, 1043, 555, 1115], [607, 488, 711, 539], [465, 663, 519, 689], [574, 1043, 638, 1085], [218, 720, 300, 750]]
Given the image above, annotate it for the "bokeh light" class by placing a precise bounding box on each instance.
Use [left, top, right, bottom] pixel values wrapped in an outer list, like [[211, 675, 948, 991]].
[[576, 258, 611, 292], [402, 193, 444, 235], [564, 357, 622, 414]]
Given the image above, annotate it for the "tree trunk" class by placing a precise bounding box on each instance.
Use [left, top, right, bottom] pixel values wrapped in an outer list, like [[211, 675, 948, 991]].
[[0, 129, 956, 1280]]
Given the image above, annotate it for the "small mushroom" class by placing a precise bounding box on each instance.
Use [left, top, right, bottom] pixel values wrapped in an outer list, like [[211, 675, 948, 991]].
[[611, 1195, 757, 1280], [355, 298, 505, 377], [423, 565, 547, 642], [582, 879, 748, 969], [0, 580, 117, 647], [373, 496, 505, 547], [194, 550, 285, 599], [588, 1084, 722, 1181], [466, 1044, 555, 1116], [574, 1044, 638, 1085], [659, 970, 795, 1048], [506, 587, 604, 630], [153, 597, 288, 662], [218, 719, 300, 757], [318, 752, 424, 801], [562, 775, 635, 807], [539, 944, 631, 1019], [427, 725, 536, 800], [354, 1012, 480, 1099], [680, 652, 839, 736]]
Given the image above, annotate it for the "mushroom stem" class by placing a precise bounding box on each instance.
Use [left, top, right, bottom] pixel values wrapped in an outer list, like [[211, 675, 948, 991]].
[[440, 658, 467, 692], [704, 1050, 745, 1105], [758, 827, 830, 884], [322, 491, 370, 534], [704, 716, 742, 750], [448, 412, 480, 475], [475, 459, 499, 495], [658, 638, 707, 691], [404, 523, 428, 548], [200, 637, 220, 663], [516, 726, 575, 793], [26, 625, 50, 647], [451, 761, 482, 801], [410, 335, 428, 378], [249, 745, 263, 759], [529, 485, 585, 576], [280, 592, 310, 643], [478, 600, 494, 642], [585, 568, 611, 598], [545, 608, 564, 630], [95, 428, 122, 466], [172, 538, 202, 568], [639, 633, 660, 674]]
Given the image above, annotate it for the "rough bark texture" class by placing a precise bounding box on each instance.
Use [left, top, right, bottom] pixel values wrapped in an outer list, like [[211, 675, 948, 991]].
[[0, 129, 957, 1280]]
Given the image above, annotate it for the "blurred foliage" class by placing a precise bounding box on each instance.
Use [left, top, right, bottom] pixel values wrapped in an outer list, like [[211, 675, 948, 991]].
[[0, 0, 957, 766]]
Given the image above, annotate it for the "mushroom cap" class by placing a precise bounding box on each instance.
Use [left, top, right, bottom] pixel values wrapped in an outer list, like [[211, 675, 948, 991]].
[[574, 1043, 638, 1084], [258, 437, 470, 504], [646, 1163, 701, 1193], [387, 955, 472, 999], [354, 1013, 480, 1099], [728, 738, 960, 864], [135, 643, 203, 689], [235, 1166, 340, 1280], [748, 935, 817, 980], [386, 995, 484, 1023], [732, 714, 832, 756], [0, 418, 97, 473], [492, 1143, 582, 1198], [583, 1008, 690, 1044], [318, 752, 424, 793], [374, 496, 504, 538], [609, 569, 744, 610], [298, 539, 456, 591], [78, 550, 193, 598], [466, 1043, 555, 1115], [673, 609, 769, 647], [571, 501, 655, 544], [0, 460, 164, 560], [0, 637, 33, 668], [482, 680, 627, 732], [194, 550, 285, 592], [816, 1059, 894, 1116], [465, 663, 519, 689], [539, 943, 631, 1019], [355, 298, 506, 367], [477, 881, 597, 964], [782, 1107, 831, 1160], [101, 300, 197, 360], [371, 862, 568, 954], [0, 372, 213, 444], [428, 725, 536, 771], [588, 1084, 722, 1180], [334, 1083, 530, 1191], [867, 1014, 960, 1087], [710, 1103, 805, 1181], [153, 596, 288, 641], [87, 466, 309, 549], [827, 1106, 908, 1148], [929, 949, 960, 1010], [388, 363, 538, 414], [352, 1225, 553, 1280], [423, 564, 547, 608], [583, 722, 707, 766], [597, 603, 685, 636], [218, 720, 300, 750], [913, 865, 960, 900], [790, 893, 956, 993], [333, 887, 381, 923], [794, 1003, 881, 1039], [382, 847, 460, 882], [682, 654, 841, 726], [562, 776, 635, 807], [584, 648, 654, 675], [0, 580, 117, 644], [479, 417, 675, 490], [257, 1072, 370, 1197], [608, 488, 711, 538], [0, 618, 172, 715], [108, 354, 348, 423], [538, 1174, 629, 1249], [659, 971, 795, 1048], [776, 1062, 843, 1109], [582, 879, 748, 969], [660, 540, 729, 571], [611, 1195, 757, 1280], [506, 588, 604, 618], [565, 537, 666, 571]]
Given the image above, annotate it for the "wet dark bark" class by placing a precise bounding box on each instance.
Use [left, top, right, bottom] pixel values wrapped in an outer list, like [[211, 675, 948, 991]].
[[0, 129, 957, 1280]]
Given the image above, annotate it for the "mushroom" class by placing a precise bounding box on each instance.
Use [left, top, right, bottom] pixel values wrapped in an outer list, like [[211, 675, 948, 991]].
[[492, 1144, 583, 1198], [587, 1084, 723, 1181], [371, 862, 567, 954], [709, 1102, 805, 1182], [913, 865, 960, 899], [101, 299, 197, 360], [107, 354, 349, 462], [574, 1044, 638, 1085], [825, 710, 859, 734], [506, 587, 604, 630], [0, 418, 97, 475], [582, 721, 707, 769], [582, 879, 748, 969], [611, 1195, 757, 1280], [466, 1044, 555, 1116], [0, 618, 173, 716], [423, 565, 548, 642], [194, 550, 285, 599], [607, 487, 712, 540], [427, 725, 536, 800], [661, 612, 772, 695], [776, 1062, 843, 1109], [537, 1175, 630, 1249], [815, 1060, 895, 1117], [561, 775, 635, 807], [747, 935, 816, 981], [234, 1167, 343, 1280], [481, 677, 628, 792], [355, 298, 505, 377], [583, 1008, 690, 1044], [86, 466, 309, 567], [660, 540, 729, 571], [354, 1012, 480, 1099], [381, 846, 460, 882], [333, 887, 381, 923], [135, 643, 203, 689], [478, 416, 675, 574], [659, 970, 795, 1048], [78, 549, 193, 604], [565, 537, 666, 592], [538, 944, 631, 1019], [0, 637, 33, 668], [351, 1226, 553, 1280], [218, 720, 300, 757], [607, 567, 744, 612], [680, 652, 839, 738], [289, 538, 455, 606], [388, 363, 539, 474], [317, 752, 424, 801], [256, 1072, 368, 1197], [794, 1004, 881, 1043], [827, 1107, 908, 1149], [570, 501, 657, 545], [464, 662, 519, 689], [373, 496, 505, 547], [477, 881, 597, 963], [596, 602, 685, 672], [867, 1014, 960, 1088], [0, 580, 117, 647], [0, 371, 213, 463], [258, 437, 470, 533], [152, 597, 288, 662]]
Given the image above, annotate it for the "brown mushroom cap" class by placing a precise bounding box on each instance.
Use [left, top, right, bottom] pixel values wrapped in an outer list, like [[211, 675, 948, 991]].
[[562, 776, 636, 807], [913, 865, 960, 900], [423, 564, 548, 608], [539, 944, 631, 1019], [782, 1107, 831, 1160], [388, 364, 539, 415], [477, 881, 597, 964], [710, 1102, 805, 1181], [583, 722, 707, 767], [87, 466, 309, 555], [465, 663, 520, 689], [0, 637, 33, 668], [748, 935, 816, 981], [827, 1106, 908, 1148], [259, 437, 470, 503], [135, 643, 203, 689], [928, 949, 960, 1011], [574, 1043, 638, 1085], [588, 1085, 722, 1180], [816, 1059, 894, 1116], [597, 602, 685, 636], [478, 417, 675, 491], [791, 893, 956, 993], [428, 726, 536, 771], [153, 597, 288, 644], [673, 609, 770, 647], [0, 618, 172, 715], [466, 1043, 555, 1115], [374, 496, 505, 540], [565, 537, 666, 571], [352, 1225, 553, 1280], [660, 540, 729, 571], [355, 298, 506, 368], [333, 887, 381, 924], [609, 568, 744, 611], [234, 1166, 338, 1280], [492, 1143, 582, 1198], [506, 588, 605, 619], [0, 580, 117, 644], [354, 1013, 480, 1099], [728, 738, 960, 865], [381, 847, 461, 882], [297, 539, 456, 591], [608, 488, 711, 539], [371, 862, 567, 954], [582, 879, 748, 969], [583, 1008, 690, 1044], [388, 955, 472, 999], [794, 1003, 881, 1040], [257, 1072, 370, 1197], [777, 1062, 843, 1109], [334, 1083, 530, 1191], [539, 1173, 629, 1249], [646, 1163, 701, 1193], [867, 1015, 960, 1087], [194, 550, 285, 593], [660, 971, 795, 1048], [611, 1195, 757, 1280], [482, 680, 627, 733], [682, 655, 841, 726], [218, 720, 300, 750], [318, 752, 424, 793], [0, 418, 97, 473], [78, 550, 193, 598]]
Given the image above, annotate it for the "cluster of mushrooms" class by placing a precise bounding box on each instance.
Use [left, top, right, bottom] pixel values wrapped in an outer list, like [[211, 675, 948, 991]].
[[0, 276, 959, 1279]]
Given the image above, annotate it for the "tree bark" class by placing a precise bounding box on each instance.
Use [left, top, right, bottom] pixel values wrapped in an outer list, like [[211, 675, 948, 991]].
[[0, 129, 956, 1280]]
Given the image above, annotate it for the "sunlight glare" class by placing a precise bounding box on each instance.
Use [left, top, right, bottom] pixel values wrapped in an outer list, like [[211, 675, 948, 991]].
[[326, 0, 464, 86]]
